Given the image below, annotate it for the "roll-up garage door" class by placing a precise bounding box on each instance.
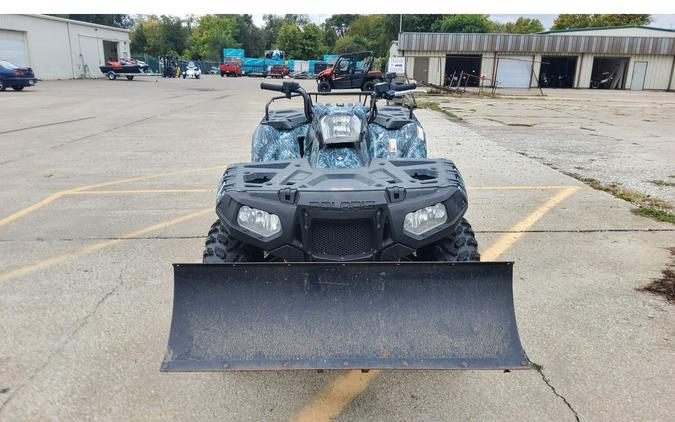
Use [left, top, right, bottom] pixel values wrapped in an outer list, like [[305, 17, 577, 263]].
[[0, 29, 29, 67], [496, 56, 533, 88]]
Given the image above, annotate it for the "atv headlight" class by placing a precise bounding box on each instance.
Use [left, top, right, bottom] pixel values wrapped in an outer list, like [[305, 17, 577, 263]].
[[237, 206, 281, 237], [319, 115, 362, 143], [403, 203, 447, 236]]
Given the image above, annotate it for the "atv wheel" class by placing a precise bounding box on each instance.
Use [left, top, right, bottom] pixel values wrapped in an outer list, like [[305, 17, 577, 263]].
[[12, 85, 24, 91], [361, 80, 376, 92], [318, 80, 331, 93], [203, 220, 264, 263], [416, 218, 480, 262]]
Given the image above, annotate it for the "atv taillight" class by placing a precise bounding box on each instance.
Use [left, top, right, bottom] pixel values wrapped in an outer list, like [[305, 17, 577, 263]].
[[15, 70, 22, 77]]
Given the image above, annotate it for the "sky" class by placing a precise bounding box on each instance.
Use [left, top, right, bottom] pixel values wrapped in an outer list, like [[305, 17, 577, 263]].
[[252, 14, 675, 30]]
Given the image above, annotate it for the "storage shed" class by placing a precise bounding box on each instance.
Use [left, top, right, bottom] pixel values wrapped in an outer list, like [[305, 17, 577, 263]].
[[395, 26, 675, 90], [0, 14, 131, 80]]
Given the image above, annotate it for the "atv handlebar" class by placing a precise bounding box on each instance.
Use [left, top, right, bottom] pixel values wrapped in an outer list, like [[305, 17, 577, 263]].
[[260, 82, 284, 92], [260, 82, 313, 121]]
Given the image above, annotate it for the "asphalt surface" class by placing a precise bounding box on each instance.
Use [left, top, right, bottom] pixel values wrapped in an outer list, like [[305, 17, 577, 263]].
[[0, 76, 673, 421], [427, 89, 675, 207]]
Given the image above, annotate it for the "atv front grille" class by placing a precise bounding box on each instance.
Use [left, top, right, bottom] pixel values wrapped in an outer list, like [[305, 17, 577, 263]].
[[311, 220, 373, 257]]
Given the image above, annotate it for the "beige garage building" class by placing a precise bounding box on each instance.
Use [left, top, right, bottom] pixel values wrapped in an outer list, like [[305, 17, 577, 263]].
[[0, 14, 131, 80], [394, 26, 675, 91]]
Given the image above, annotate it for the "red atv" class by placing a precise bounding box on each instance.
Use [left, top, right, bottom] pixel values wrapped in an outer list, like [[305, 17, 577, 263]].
[[269, 64, 289, 78], [316, 51, 383, 92], [220, 61, 242, 77]]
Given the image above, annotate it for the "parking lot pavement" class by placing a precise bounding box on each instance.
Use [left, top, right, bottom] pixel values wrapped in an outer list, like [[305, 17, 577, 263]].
[[0, 77, 673, 421], [424, 89, 675, 207]]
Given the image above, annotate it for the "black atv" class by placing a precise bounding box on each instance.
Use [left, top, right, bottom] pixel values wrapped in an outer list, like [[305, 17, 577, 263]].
[[316, 51, 383, 93], [204, 80, 479, 263], [161, 79, 527, 372]]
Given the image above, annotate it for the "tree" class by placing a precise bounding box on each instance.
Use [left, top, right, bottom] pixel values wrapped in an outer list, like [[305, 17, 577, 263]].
[[552, 14, 652, 30], [334, 35, 372, 54], [230, 15, 263, 57], [284, 14, 310, 26], [345, 15, 389, 56], [298, 24, 325, 60], [130, 15, 188, 56], [277, 21, 302, 58], [322, 14, 360, 37], [503, 17, 544, 34], [187, 15, 239, 60], [432, 15, 495, 33]]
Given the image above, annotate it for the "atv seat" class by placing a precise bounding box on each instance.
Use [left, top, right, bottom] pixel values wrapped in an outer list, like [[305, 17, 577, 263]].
[[373, 106, 414, 130], [264, 109, 308, 130]]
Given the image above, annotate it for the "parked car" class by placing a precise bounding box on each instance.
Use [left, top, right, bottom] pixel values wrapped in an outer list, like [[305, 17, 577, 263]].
[[0, 60, 38, 91], [269, 64, 289, 78], [220, 61, 242, 77]]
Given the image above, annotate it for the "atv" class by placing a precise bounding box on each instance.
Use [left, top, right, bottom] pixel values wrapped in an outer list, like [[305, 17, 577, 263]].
[[161, 79, 527, 372], [316, 51, 383, 93], [182, 61, 201, 79]]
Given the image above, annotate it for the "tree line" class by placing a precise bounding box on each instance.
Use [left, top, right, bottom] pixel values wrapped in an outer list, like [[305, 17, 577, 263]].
[[55, 14, 653, 62]]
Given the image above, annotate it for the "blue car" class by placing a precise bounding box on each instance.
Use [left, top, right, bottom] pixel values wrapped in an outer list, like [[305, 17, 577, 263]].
[[0, 60, 38, 91]]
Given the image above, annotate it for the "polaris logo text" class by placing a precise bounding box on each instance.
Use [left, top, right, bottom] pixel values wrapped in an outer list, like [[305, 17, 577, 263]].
[[309, 201, 376, 208]]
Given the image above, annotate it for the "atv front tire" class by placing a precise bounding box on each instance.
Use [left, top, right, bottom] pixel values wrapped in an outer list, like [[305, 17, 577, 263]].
[[416, 218, 480, 262], [203, 220, 264, 263], [318, 80, 331, 93]]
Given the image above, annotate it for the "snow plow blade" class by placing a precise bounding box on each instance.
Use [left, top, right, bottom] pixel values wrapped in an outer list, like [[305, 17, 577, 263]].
[[161, 262, 528, 371]]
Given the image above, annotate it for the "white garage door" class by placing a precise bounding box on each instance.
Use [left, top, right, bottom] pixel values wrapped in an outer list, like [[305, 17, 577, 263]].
[[78, 35, 101, 78], [496, 56, 533, 88], [0, 29, 29, 67]]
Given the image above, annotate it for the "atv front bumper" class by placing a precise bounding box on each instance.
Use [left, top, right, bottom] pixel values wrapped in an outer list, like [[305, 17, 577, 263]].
[[216, 158, 468, 261]]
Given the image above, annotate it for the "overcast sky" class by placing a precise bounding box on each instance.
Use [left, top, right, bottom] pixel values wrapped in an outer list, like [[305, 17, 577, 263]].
[[252, 14, 675, 30]]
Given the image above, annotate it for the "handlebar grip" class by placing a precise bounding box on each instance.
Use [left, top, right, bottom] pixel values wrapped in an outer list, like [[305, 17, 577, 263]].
[[260, 82, 284, 92], [392, 83, 417, 91]]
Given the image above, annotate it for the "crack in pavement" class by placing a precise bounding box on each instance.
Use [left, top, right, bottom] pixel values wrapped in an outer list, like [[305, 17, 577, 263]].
[[537, 367, 581, 422], [0, 116, 98, 135], [0, 249, 136, 416]]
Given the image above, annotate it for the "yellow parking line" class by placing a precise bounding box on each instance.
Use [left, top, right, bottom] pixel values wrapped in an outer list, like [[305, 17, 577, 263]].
[[470, 185, 577, 190], [67, 189, 215, 195], [0, 192, 67, 228], [0, 208, 212, 283], [481, 187, 578, 260], [291, 186, 579, 422], [0, 165, 224, 228]]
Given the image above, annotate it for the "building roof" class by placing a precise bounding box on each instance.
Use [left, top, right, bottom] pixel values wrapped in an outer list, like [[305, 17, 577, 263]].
[[27, 14, 131, 33], [540, 25, 675, 35], [398, 32, 675, 55]]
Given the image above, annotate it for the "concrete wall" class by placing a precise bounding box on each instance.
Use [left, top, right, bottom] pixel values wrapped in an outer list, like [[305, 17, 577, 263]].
[[624, 55, 674, 90], [0, 14, 130, 79]]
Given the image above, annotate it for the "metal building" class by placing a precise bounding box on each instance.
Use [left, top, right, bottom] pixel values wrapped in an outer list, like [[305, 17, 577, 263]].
[[394, 26, 675, 91], [0, 14, 131, 80]]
